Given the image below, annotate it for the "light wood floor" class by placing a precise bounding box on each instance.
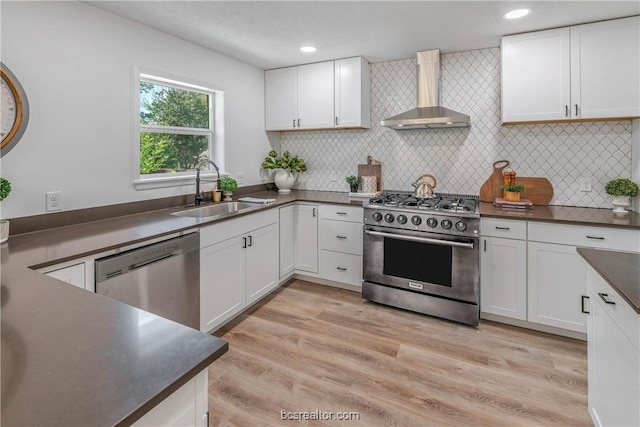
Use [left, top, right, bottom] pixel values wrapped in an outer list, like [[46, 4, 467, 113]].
[[209, 280, 590, 426]]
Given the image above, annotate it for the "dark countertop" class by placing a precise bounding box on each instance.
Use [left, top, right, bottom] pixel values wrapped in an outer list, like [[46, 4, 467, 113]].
[[480, 202, 640, 230], [577, 247, 640, 314]]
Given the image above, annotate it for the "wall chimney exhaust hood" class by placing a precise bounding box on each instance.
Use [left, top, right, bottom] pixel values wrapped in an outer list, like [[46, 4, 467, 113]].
[[381, 50, 470, 129]]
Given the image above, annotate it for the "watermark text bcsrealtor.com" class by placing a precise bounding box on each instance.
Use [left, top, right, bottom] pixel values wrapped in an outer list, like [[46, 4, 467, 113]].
[[280, 410, 360, 421]]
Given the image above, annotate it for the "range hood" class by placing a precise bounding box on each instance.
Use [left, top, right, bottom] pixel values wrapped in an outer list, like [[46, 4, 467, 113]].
[[381, 50, 470, 129]]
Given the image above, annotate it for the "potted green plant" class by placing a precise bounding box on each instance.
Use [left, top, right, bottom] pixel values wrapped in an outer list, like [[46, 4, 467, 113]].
[[605, 177, 639, 215], [0, 177, 12, 243], [346, 175, 362, 193], [219, 176, 238, 202], [503, 184, 525, 202], [262, 150, 307, 193]]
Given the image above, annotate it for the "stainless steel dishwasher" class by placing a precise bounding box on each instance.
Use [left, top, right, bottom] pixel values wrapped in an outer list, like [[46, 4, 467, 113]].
[[95, 232, 199, 329]]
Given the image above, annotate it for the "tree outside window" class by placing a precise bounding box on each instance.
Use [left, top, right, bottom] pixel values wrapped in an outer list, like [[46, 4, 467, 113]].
[[139, 79, 213, 175]]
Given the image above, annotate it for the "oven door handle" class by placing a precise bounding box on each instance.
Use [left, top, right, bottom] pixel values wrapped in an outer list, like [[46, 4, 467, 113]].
[[365, 230, 475, 249]]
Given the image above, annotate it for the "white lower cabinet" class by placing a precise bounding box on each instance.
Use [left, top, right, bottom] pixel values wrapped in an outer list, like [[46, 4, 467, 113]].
[[41, 262, 87, 289], [200, 210, 278, 333], [279, 205, 295, 277], [200, 236, 245, 333], [480, 236, 527, 320], [294, 204, 318, 273], [132, 369, 208, 427], [528, 241, 588, 333], [587, 267, 640, 427], [318, 204, 363, 287], [481, 218, 639, 337]]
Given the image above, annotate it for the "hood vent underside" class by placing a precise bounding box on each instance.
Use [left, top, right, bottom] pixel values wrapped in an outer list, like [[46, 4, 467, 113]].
[[381, 50, 470, 129]]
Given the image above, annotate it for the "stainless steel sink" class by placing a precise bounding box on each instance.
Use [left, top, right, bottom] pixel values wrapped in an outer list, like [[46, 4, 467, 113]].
[[171, 202, 260, 219]]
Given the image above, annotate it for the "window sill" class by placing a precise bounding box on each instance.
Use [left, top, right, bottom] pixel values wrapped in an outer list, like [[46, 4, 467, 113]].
[[134, 173, 222, 190]]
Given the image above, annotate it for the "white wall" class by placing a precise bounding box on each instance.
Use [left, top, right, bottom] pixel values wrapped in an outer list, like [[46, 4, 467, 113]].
[[0, 1, 273, 218]]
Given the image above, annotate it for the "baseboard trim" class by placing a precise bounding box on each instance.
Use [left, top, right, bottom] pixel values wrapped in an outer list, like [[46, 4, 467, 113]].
[[481, 312, 587, 341]]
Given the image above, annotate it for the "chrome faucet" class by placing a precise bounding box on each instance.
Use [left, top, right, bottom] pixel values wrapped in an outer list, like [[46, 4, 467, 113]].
[[195, 159, 221, 205]]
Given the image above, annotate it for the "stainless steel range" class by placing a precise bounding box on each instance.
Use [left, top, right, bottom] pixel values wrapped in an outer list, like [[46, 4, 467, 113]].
[[362, 191, 480, 326]]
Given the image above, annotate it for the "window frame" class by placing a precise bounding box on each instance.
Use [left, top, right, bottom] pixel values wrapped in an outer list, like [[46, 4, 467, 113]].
[[132, 66, 226, 189]]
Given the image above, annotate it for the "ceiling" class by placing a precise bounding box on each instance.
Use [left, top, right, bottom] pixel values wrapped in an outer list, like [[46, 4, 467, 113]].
[[85, 1, 640, 69]]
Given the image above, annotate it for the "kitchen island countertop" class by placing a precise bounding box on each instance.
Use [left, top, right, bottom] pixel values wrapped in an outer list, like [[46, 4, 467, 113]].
[[577, 247, 640, 314]]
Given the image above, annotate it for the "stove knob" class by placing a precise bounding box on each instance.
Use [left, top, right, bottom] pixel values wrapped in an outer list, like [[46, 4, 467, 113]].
[[372, 212, 383, 222], [397, 214, 407, 224], [441, 219, 452, 229], [384, 213, 395, 223], [426, 217, 438, 228], [411, 215, 422, 226], [455, 221, 467, 232]]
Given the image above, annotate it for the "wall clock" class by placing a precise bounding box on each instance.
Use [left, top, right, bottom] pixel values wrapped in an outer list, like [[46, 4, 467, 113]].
[[1, 63, 29, 157]]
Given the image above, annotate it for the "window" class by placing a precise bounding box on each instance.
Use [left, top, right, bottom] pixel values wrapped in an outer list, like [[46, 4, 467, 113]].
[[134, 69, 224, 186]]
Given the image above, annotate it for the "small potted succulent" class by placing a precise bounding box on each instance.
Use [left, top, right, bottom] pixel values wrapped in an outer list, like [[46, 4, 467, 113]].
[[0, 177, 12, 243], [262, 150, 307, 193], [503, 184, 525, 202], [219, 176, 238, 202], [346, 175, 362, 193], [605, 178, 639, 215]]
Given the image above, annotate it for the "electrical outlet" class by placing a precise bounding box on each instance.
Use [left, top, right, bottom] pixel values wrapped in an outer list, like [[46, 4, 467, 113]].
[[235, 173, 244, 185], [330, 171, 337, 182], [579, 177, 592, 192], [46, 191, 63, 212]]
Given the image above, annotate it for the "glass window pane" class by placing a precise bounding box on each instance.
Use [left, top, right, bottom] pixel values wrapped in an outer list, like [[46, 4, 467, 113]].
[[140, 81, 210, 129], [140, 132, 209, 174]]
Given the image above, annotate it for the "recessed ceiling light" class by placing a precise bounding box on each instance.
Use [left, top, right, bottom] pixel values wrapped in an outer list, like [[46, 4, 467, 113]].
[[300, 46, 317, 53], [503, 8, 531, 20]]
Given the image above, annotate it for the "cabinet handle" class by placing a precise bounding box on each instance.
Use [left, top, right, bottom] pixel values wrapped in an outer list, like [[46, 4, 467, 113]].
[[292, 119, 296, 128], [242, 237, 247, 248], [565, 105, 569, 117], [297, 119, 300, 127], [336, 266, 347, 271], [598, 293, 616, 305], [581, 295, 590, 314], [248, 235, 252, 247], [575, 104, 579, 116], [312, 207, 316, 217], [335, 116, 339, 127], [495, 226, 510, 231], [586, 235, 605, 240], [336, 235, 347, 239], [336, 211, 347, 215], [484, 239, 487, 252]]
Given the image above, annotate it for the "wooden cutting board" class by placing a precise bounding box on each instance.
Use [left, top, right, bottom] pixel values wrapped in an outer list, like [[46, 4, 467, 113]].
[[479, 160, 510, 202], [358, 156, 382, 191], [515, 177, 554, 205]]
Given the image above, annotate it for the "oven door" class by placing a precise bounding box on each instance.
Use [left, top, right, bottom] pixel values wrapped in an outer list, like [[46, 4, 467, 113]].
[[363, 225, 479, 304]]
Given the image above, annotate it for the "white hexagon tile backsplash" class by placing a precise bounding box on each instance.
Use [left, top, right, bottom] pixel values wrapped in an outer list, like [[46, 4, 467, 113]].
[[281, 47, 633, 208]]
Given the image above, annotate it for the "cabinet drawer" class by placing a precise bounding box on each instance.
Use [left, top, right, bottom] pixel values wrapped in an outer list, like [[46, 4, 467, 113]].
[[200, 209, 278, 248], [529, 222, 640, 251], [481, 218, 527, 240], [319, 219, 363, 255], [587, 267, 640, 352], [320, 250, 362, 287], [319, 205, 363, 223]]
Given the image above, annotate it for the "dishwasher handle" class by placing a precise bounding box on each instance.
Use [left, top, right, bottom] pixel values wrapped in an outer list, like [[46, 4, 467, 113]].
[[95, 233, 199, 283]]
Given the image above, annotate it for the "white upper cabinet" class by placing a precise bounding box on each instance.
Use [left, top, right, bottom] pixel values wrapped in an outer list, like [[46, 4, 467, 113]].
[[334, 57, 371, 128], [571, 17, 640, 119], [265, 67, 297, 131], [502, 16, 640, 124], [297, 61, 335, 129], [502, 28, 571, 123], [265, 57, 370, 131]]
